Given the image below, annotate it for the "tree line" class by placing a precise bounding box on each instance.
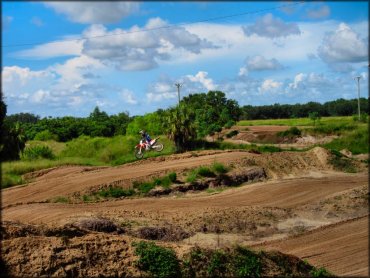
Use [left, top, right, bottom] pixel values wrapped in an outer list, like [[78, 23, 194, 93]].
[[1, 92, 368, 161], [241, 98, 369, 120]]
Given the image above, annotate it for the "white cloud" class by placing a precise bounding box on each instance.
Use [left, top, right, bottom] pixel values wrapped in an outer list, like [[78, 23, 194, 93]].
[[244, 55, 284, 72], [306, 4, 330, 19], [242, 13, 301, 39], [45, 2, 139, 24], [318, 23, 368, 64], [186, 71, 216, 91], [147, 71, 217, 103], [259, 79, 283, 93], [14, 39, 83, 59], [81, 18, 216, 71], [120, 89, 138, 105]]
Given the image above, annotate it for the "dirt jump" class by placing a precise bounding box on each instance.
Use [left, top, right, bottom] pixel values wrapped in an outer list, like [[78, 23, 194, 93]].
[[2, 145, 368, 276]]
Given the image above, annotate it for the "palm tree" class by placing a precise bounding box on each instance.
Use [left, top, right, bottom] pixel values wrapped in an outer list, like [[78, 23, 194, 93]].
[[163, 105, 197, 153]]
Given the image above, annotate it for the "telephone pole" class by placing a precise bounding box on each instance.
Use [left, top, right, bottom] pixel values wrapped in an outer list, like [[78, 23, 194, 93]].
[[354, 76, 361, 118], [175, 83, 182, 105]]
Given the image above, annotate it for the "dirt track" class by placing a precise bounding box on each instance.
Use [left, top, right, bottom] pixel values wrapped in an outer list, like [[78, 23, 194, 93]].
[[3, 171, 367, 225], [1, 148, 368, 276], [256, 216, 369, 277], [2, 151, 251, 206]]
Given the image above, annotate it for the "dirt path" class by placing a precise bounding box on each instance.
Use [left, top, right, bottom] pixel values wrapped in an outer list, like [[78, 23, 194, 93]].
[[2, 151, 250, 206], [3, 172, 367, 225], [255, 216, 369, 277]]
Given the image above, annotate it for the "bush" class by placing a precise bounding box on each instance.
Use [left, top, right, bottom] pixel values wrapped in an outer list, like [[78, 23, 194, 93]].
[[233, 246, 262, 277], [310, 267, 333, 277], [207, 250, 228, 277], [21, 145, 55, 160], [34, 130, 59, 141], [133, 241, 180, 278], [168, 172, 177, 183], [224, 120, 236, 129], [211, 162, 229, 174], [277, 127, 301, 137], [226, 130, 239, 138]]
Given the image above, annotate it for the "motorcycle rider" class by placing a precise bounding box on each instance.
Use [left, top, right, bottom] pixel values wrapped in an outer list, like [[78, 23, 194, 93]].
[[139, 130, 152, 150]]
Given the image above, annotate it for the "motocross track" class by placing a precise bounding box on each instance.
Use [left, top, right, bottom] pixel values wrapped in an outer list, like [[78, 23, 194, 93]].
[[2, 147, 369, 276]]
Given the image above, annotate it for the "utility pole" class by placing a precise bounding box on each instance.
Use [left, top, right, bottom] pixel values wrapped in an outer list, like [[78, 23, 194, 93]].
[[354, 76, 361, 118], [175, 83, 182, 106]]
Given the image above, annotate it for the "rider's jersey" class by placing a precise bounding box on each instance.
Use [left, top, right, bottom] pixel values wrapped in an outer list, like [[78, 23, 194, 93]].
[[142, 133, 151, 143]]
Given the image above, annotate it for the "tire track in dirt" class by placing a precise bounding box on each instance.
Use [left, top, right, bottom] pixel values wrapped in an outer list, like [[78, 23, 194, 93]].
[[3, 172, 367, 225], [254, 216, 369, 277]]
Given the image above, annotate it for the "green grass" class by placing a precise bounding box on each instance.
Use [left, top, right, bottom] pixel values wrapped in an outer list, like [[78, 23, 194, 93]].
[[211, 162, 229, 174], [52, 196, 70, 203], [324, 125, 368, 154], [133, 172, 178, 194], [238, 116, 354, 126], [2, 135, 175, 188]]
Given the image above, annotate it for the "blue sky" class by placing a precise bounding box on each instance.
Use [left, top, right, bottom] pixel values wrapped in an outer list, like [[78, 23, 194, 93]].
[[2, 1, 369, 117]]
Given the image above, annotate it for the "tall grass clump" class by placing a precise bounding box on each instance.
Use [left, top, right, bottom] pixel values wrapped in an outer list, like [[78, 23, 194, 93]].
[[211, 162, 229, 174], [21, 145, 55, 160], [325, 125, 368, 154]]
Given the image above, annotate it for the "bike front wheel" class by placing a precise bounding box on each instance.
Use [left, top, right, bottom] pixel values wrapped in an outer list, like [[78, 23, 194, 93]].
[[152, 143, 164, 152]]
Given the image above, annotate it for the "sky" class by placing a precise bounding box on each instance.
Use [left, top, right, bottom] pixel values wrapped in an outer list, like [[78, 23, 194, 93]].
[[2, 1, 369, 117]]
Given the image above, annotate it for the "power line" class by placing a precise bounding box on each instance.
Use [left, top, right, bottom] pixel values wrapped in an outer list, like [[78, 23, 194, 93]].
[[2, 1, 304, 48]]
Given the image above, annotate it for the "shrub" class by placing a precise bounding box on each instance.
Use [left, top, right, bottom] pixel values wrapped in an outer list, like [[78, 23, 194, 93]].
[[224, 120, 236, 129], [310, 267, 333, 277], [133, 241, 180, 278], [197, 166, 215, 177], [207, 250, 228, 277], [34, 130, 59, 141], [168, 172, 177, 183], [277, 127, 301, 137], [211, 162, 228, 174], [134, 181, 156, 194], [186, 171, 198, 183], [226, 130, 239, 138], [21, 145, 55, 160], [233, 246, 262, 278]]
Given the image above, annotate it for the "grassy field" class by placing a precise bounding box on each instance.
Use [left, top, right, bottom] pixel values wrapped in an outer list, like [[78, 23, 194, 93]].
[[238, 116, 355, 126], [2, 135, 175, 188]]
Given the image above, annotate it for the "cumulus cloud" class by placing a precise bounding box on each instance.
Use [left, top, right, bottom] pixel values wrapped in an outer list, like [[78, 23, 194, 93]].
[[2, 56, 112, 115], [45, 2, 139, 24], [318, 23, 368, 64], [81, 18, 217, 71], [239, 55, 284, 75], [147, 71, 217, 103], [120, 89, 138, 105], [242, 13, 301, 39], [306, 4, 330, 19], [259, 79, 283, 93]]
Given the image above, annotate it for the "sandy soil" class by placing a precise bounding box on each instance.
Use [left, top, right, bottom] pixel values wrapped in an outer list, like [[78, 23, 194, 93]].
[[255, 216, 369, 277], [1, 147, 368, 276]]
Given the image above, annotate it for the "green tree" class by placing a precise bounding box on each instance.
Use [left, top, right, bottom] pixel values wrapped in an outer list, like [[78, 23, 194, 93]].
[[163, 105, 196, 152], [309, 111, 321, 126]]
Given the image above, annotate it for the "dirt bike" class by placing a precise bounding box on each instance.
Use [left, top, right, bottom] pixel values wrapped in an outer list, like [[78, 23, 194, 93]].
[[134, 137, 164, 159]]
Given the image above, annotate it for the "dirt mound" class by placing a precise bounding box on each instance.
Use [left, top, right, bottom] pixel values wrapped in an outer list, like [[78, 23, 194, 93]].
[[1, 220, 322, 278], [241, 147, 333, 178]]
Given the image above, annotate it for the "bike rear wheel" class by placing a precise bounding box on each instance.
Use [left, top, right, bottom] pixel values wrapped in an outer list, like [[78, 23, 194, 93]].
[[134, 148, 145, 159]]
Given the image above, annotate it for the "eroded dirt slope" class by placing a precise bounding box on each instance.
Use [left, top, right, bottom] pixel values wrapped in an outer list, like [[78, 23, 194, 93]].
[[255, 216, 369, 277]]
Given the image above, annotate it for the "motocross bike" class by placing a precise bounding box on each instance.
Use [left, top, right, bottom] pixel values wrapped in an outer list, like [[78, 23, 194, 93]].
[[134, 137, 164, 159]]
